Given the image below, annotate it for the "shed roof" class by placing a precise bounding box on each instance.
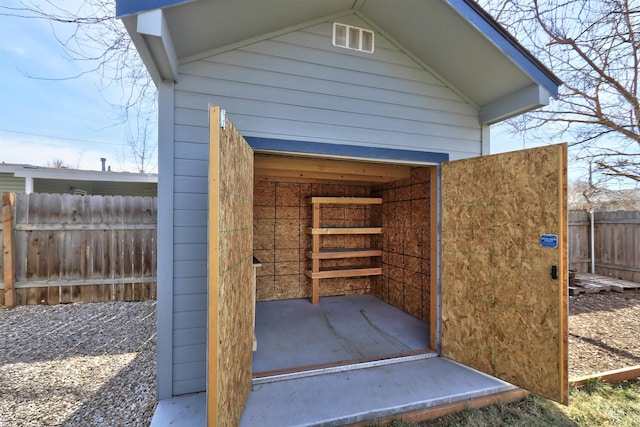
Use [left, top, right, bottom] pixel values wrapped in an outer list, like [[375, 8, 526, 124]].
[[118, 0, 561, 124]]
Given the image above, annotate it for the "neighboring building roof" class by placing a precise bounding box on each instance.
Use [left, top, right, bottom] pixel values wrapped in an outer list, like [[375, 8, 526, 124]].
[[0, 163, 157, 183], [0, 163, 158, 196], [118, 0, 561, 124]]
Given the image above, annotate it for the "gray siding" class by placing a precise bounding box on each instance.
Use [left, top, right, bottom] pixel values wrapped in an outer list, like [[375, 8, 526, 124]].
[[170, 109, 209, 394], [156, 81, 175, 400], [176, 16, 481, 159], [168, 15, 483, 395]]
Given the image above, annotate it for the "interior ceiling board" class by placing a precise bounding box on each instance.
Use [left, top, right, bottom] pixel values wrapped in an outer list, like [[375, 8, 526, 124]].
[[254, 154, 412, 184]]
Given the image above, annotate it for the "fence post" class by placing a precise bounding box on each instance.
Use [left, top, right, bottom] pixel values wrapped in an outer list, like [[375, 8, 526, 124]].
[[2, 192, 16, 307], [590, 210, 595, 274]]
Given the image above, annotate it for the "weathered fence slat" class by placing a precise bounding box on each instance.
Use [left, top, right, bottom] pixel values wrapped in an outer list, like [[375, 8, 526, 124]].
[[1, 192, 157, 306], [2, 193, 16, 307], [569, 210, 640, 283], [14, 224, 157, 231], [12, 276, 159, 288]]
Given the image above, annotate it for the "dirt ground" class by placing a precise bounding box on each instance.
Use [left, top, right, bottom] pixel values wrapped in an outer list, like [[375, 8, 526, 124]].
[[568, 291, 640, 378]]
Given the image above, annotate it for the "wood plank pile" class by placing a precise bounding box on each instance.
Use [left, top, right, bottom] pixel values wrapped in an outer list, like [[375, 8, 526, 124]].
[[568, 272, 640, 296]]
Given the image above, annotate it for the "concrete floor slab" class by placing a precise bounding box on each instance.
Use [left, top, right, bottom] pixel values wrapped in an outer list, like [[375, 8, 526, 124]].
[[152, 296, 514, 426], [253, 295, 430, 373], [241, 357, 515, 426], [152, 358, 514, 427], [151, 392, 206, 427]]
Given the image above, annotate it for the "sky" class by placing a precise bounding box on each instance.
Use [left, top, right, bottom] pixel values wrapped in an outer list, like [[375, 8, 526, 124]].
[[0, 0, 152, 172], [0, 0, 560, 176]]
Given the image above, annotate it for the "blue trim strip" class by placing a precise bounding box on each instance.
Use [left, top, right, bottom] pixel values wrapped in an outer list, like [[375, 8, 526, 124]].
[[245, 137, 449, 163], [448, 0, 560, 97], [116, 0, 190, 17]]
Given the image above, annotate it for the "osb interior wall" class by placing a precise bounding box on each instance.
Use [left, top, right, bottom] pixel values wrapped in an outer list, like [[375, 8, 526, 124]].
[[371, 167, 432, 323], [254, 181, 376, 301]]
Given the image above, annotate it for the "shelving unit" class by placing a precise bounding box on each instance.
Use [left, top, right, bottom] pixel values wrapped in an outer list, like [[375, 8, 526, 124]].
[[305, 197, 382, 304]]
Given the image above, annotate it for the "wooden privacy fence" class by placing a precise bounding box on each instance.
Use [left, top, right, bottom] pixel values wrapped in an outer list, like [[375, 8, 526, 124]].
[[1, 192, 157, 306], [569, 210, 640, 283]]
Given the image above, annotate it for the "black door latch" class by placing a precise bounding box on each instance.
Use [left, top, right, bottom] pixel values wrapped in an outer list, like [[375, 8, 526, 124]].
[[551, 265, 558, 280]]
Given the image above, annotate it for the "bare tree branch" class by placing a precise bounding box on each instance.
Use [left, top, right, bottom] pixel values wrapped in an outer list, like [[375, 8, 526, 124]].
[[479, 0, 640, 186], [0, 0, 157, 171]]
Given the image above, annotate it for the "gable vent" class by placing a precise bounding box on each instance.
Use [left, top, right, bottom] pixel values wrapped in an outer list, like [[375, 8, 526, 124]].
[[332, 23, 374, 53]]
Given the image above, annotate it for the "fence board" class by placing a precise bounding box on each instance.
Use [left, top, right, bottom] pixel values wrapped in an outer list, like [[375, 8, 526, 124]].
[[3, 196, 635, 304], [569, 210, 640, 283], [568, 211, 590, 273], [1, 192, 157, 305], [0, 228, 3, 290], [2, 193, 16, 306]]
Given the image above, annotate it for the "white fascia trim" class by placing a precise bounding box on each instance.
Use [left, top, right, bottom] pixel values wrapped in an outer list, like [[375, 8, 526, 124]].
[[481, 124, 490, 156], [122, 16, 163, 85], [137, 9, 179, 82], [479, 84, 551, 125], [14, 169, 157, 183], [24, 177, 34, 194]]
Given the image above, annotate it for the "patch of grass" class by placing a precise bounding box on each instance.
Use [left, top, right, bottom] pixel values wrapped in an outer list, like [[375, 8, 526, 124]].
[[563, 379, 640, 427], [367, 379, 640, 427], [418, 394, 576, 427]]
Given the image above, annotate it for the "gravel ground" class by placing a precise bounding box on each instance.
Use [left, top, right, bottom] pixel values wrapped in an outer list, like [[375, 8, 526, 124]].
[[0, 291, 638, 426], [0, 301, 157, 427], [568, 291, 640, 378]]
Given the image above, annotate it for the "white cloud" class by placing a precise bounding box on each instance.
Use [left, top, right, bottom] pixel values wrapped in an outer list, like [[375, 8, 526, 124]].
[[1, 45, 26, 56], [0, 133, 140, 172]]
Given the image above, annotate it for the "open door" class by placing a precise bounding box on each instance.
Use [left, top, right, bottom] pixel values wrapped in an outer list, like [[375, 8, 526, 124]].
[[207, 106, 254, 425], [441, 144, 568, 404]]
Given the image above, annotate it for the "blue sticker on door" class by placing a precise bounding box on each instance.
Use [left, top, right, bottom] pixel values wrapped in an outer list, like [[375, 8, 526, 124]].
[[540, 234, 558, 248]]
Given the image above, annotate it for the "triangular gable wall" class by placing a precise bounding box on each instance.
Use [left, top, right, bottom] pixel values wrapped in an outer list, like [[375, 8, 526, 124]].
[[176, 15, 482, 160]]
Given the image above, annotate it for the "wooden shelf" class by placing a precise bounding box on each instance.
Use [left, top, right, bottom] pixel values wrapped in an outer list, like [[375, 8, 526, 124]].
[[308, 197, 382, 205], [305, 266, 382, 279], [307, 196, 382, 304], [306, 249, 382, 259], [308, 226, 382, 235]]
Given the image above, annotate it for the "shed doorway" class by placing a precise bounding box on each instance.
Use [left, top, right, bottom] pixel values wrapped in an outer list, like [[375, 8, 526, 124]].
[[207, 107, 567, 427], [251, 153, 437, 376], [207, 109, 568, 426]]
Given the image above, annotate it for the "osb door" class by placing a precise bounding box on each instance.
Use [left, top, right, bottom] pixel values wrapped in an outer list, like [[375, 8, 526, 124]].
[[207, 106, 254, 425], [441, 144, 568, 405]]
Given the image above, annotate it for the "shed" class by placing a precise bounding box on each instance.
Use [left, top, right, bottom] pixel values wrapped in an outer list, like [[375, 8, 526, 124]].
[[118, 1, 567, 425]]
